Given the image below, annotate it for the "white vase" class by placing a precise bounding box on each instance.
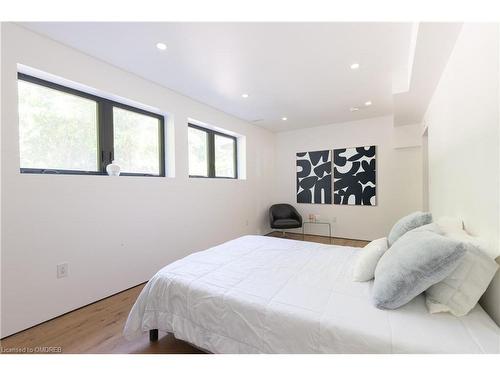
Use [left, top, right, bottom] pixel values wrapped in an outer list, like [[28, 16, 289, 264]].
[[106, 160, 121, 176]]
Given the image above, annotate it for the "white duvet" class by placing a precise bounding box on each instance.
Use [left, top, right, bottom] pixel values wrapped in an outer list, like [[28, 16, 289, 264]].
[[124, 235, 500, 353]]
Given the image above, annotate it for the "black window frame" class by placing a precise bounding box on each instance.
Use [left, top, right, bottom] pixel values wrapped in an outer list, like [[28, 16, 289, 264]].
[[188, 123, 238, 179], [17, 73, 166, 177]]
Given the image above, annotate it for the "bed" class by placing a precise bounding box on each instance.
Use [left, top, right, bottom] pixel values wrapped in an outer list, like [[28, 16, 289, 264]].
[[123, 235, 500, 353]]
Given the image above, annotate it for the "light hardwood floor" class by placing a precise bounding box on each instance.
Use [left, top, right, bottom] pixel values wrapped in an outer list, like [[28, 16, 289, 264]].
[[267, 231, 369, 247], [0, 233, 368, 354]]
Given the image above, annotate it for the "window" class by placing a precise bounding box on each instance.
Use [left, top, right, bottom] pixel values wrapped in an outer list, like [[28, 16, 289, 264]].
[[18, 78, 99, 172], [17, 73, 165, 176], [188, 126, 209, 177], [113, 107, 162, 175], [214, 134, 236, 178], [188, 124, 237, 179]]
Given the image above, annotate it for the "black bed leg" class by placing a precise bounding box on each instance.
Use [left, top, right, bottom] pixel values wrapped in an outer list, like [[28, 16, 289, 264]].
[[149, 329, 159, 342]]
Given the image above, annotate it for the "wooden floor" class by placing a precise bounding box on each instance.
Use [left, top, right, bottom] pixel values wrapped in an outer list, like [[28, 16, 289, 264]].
[[0, 233, 368, 354], [0, 283, 203, 354], [267, 231, 369, 247]]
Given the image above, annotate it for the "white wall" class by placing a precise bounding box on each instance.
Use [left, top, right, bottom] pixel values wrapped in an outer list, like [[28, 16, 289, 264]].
[[3, 21, 497, 338], [0, 23, 276, 338], [273, 116, 423, 241], [423, 23, 500, 324]]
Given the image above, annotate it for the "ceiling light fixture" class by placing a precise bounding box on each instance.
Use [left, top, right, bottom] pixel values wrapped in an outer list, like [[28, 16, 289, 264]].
[[241, 93, 249, 98], [156, 42, 167, 51], [350, 63, 360, 70], [350, 107, 359, 112], [365, 100, 372, 106], [281, 117, 288, 121]]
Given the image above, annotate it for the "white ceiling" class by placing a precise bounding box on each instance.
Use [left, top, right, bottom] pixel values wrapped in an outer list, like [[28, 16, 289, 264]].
[[393, 23, 463, 126], [20, 22, 461, 132]]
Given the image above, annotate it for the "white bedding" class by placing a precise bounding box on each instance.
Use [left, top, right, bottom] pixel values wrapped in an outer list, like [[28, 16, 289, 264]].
[[124, 235, 500, 353]]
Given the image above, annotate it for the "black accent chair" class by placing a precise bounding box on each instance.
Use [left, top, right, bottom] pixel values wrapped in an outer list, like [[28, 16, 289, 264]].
[[269, 204, 303, 237]]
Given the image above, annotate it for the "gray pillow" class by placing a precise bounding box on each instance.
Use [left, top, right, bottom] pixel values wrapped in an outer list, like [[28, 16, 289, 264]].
[[372, 230, 466, 310], [388, 211, 432, 246]]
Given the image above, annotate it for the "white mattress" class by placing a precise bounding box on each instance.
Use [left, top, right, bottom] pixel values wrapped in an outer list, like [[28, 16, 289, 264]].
[[124, 235, 500, 353]]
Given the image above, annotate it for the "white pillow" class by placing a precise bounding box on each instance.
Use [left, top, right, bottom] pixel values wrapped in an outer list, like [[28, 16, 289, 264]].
[[436, 216, 464, 235], [425, 225, 499, 316], [425, 297, 450, 314], [352, 237, 388, 282]]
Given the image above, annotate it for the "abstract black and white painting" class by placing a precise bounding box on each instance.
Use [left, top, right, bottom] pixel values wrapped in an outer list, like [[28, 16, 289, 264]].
[[333, 146, 376, 206], [296, 150, 332, 204]]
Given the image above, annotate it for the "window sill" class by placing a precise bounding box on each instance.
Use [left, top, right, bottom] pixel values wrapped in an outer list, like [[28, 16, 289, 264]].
[[20, 169, 165, 177], [189, 175, 238, 180], [188, 175, 245, 182]]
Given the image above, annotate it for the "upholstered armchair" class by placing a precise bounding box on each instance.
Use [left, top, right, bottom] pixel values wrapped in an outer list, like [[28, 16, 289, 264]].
[[269, 204, 303, 236]]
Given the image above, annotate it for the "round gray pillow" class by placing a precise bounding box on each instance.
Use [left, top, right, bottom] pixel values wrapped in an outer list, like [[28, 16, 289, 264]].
[[387, 211, 433, 247], [372, 230, 466, 310]]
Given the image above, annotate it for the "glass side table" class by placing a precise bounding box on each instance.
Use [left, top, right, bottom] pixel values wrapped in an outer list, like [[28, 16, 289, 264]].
[[302, 221, 333, 244]]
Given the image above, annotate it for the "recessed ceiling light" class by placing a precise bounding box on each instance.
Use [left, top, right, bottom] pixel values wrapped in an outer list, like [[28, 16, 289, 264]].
[[281, 117, 288, 121], [350, 63, 360, 70], [156, 42, 167, 51], [365, 100, 372, 106], [350, 107, 359, 112], [241, 93, 249, 98]]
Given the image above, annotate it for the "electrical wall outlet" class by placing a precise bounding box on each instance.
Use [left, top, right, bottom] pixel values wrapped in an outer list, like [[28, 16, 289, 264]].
[[57, 263, 69, 279], [331, 217, 337, 223]]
